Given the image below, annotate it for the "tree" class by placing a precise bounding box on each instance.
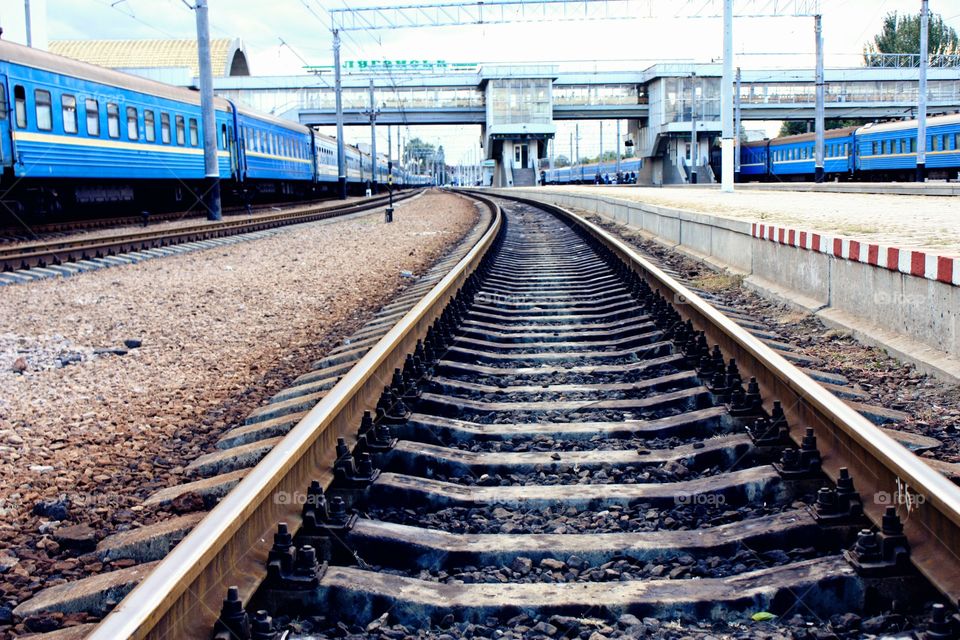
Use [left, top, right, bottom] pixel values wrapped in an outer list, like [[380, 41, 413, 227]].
[[404, 137, 436, 170], [553, 155, 570, 167], [777, 119, 871, 137], [863, 11, 959, 65]]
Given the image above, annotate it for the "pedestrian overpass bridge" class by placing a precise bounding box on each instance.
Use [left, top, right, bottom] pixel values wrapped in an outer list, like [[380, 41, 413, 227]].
[[213, 62, 960, 125], [210, 61, 960, 187]]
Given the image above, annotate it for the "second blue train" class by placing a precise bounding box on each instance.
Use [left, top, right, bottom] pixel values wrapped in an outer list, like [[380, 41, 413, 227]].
[[739, 113, 960, 182]]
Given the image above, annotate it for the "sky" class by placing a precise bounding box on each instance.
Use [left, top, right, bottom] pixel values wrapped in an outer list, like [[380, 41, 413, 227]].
[[3, 0, 959, 165]]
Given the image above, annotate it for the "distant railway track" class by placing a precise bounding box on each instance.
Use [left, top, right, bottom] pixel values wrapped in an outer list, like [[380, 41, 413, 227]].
[[0, 197, 349, 243], [0, 191, 419, 273], [86, 191, 960, 639]]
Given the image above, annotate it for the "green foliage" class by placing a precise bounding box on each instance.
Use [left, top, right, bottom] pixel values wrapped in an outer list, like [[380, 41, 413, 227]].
[[576, 150, 623, 164], [778, 121, 809, 137], [553, 154, 570, 167], [404, 137, 436, 169], [863, 11, 959, 63], [776, 119, 871, 137]]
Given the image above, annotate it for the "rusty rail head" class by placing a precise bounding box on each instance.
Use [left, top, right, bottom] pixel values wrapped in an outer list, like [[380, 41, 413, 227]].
[[87, 193, 501, 640], [480, 190, 960, 605]]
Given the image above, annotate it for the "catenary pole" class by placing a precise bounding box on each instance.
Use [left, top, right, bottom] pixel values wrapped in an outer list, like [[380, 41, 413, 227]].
[[616, 119, 621, 177], [368, 79, 378, 193], [195, 0, 222, 220], [734, 66, 742, 182], [814, 13, 825, 183], [917, 0, 929, 182], [720, 0, 734, 191], [333, 29, 347, 198], [690, 74, 698, 184]]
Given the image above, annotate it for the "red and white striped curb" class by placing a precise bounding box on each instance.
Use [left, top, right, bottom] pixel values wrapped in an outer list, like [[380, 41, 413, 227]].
[[751, 223, 960, 286]]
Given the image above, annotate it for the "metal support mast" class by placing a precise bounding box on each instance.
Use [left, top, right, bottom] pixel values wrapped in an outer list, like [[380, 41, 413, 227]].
[[616, 119, 621, 177], [575, 123, 580, 181], [814, 13, 825, 183], [195, 0, 221, 220], [599, 121, 603, 180], [917, 0, 929, 182], [24, 0, 33, 47], [366, 79, 379, 194], [690, 75, 698, 184], [333, 30, 347, 199], [734, 66, 742, 182], [720, 0, 734, 192]]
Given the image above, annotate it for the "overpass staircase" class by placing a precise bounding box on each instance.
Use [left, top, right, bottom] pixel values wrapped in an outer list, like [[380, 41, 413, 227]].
[[512, 168, 537, 187]]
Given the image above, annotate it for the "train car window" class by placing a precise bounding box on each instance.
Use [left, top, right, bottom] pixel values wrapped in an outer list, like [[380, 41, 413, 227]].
[[909, 138, 916, 153], [175, 116, 185, 145], [126, 107, 139, 140], [144, 111, 155, 142], [161, 113, 171, 144], [0, 85, 5, 120], [221, 124, 227, 149], [189, 119, 199, 146], [955, 133, 960, 150], [85, 99, 99, 136], [61, 95, 78, 134], [14, 86, 27, 128], [107, 103, 120, 138], [35, 90, 52, 131]]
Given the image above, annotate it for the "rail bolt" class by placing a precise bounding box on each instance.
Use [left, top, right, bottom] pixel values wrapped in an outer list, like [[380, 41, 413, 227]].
[[844, 513, 912, 577], [211, 586, 250, 640], [774, 430, 822, 479], [923, 603, 960, 640], [251, 610, 279, 640], [814, 467, 864, 526], [746, 400, 790, 446]]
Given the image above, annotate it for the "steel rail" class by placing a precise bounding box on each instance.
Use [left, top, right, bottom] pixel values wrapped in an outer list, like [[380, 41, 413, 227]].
[[86, 193, 501, 640], [479, 190, 960, 604], [1, 191, 419, 272], [0, 196, 357, 240]]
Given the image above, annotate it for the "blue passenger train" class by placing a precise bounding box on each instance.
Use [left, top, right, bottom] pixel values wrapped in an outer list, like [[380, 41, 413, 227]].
[[0, 40, 430, 218], [739, 114, 960, 182], [541, 157, 642, 185]]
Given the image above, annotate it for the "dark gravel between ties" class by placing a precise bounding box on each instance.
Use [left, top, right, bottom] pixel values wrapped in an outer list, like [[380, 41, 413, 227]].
[[430, 459, 723, 486], [281, 608, 931, 640], [444, 363, 683, 388], [364, 500, 808, 535], [451, 434, 701, 453]]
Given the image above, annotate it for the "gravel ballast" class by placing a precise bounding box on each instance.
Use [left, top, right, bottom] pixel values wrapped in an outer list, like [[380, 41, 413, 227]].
[[0, 190, 479, 636]]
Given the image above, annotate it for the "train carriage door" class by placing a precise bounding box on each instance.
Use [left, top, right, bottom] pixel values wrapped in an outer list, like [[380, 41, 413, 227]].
[[0, 77, 9, 166]]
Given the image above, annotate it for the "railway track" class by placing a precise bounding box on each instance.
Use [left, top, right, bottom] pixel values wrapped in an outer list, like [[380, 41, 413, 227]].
[[86, 193, 960, 639], [0, 195, 383, 243], [0, 191, 417, 273]]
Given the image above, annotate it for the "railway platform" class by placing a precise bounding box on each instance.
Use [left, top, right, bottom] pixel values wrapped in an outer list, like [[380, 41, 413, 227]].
[[486, 185, 960, 382]]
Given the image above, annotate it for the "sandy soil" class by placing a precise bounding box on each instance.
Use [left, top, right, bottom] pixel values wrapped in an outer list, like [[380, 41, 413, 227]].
[[0, 190, 479, 632], [541, 186, 960, 255]]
